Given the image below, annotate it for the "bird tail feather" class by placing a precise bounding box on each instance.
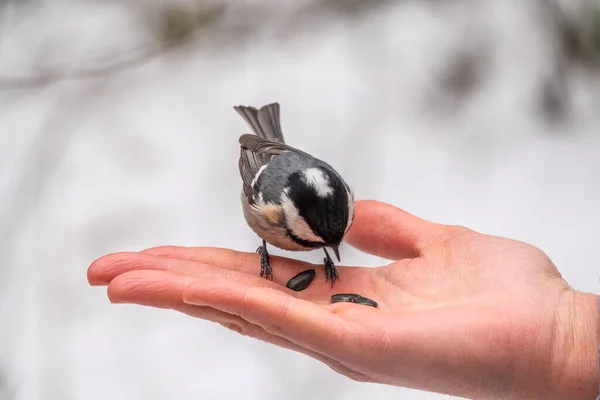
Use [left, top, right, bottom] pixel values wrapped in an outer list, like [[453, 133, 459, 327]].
[[234, 103, 285, 143]]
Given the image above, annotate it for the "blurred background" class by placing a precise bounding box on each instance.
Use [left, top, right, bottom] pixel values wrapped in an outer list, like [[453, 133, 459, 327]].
[[0, 0, 599, 399]]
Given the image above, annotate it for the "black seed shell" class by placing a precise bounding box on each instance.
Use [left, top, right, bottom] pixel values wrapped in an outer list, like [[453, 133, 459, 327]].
[[331, 293, 378, 308], [286, 269, 316, 291]]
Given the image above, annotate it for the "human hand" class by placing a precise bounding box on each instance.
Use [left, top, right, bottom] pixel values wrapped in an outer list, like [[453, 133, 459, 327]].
[[87, 200, 599, 400]]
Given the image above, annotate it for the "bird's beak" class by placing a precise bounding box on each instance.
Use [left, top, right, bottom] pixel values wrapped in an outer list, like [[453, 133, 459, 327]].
[[332, 245, 341, 262]]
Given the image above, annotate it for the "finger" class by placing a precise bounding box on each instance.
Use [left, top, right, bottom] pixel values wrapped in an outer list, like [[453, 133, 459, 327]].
[[176, 304, 367, 382], [106, 270, 365, 380], [125, 247, 376, 295], [96, 256, 291, 298], [89, 252, 287, 290], [90, 251, 378, 303], [106, 271, 328, 362], [89, 251, 347, 298], [107, 269, 314, 355], [140, 246, 313, 276], [107, 269, 198, 305], [345, 200, 448, 260], [182, 276, 361, 360], [88, 252, 199, 286]]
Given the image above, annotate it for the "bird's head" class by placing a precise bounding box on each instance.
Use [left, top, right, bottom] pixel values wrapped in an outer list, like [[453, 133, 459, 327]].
[[280, 166, 354, 260]]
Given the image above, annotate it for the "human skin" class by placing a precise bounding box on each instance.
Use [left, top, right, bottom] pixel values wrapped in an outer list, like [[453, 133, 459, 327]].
[[87, 200, 600, 399]]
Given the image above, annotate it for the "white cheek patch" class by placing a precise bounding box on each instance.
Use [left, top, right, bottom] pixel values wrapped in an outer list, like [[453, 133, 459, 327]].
[[345, 187, 355, 233], [301, 168, 333, 198], [280, 192, 324, 243]]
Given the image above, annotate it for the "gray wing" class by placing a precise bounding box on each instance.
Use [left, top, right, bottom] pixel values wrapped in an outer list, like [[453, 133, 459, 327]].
[[234, 103, 285, 143], [238, 134, 296, 197]]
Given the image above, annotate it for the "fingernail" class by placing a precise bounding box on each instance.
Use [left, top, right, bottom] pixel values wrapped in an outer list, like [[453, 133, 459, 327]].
[[181, 282, 208, 306], [108, 294, 129, 304], [183, 298, 206, 306], [181, 278, 229, 307]]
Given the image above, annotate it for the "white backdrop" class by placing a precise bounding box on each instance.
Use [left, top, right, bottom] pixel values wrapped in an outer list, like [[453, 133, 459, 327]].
[[1, 1, 599, 399]]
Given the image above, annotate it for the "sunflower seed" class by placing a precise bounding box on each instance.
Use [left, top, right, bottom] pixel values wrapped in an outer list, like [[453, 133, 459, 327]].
[[286, 269, 316, 291], [331, 293, 378, 308]]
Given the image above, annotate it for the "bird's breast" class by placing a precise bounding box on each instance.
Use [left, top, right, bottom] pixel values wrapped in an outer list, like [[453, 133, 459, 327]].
[[240, 193, 312, 251]]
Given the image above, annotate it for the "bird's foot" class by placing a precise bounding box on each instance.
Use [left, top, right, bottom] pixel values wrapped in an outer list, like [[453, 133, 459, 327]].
[[258, 241, 273, 281], [323, 249, 340, 288]]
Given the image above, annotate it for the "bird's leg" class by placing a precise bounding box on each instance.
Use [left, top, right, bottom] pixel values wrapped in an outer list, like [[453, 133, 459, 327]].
[[256, 240, 273, 281], [323, 248, 340, 288]]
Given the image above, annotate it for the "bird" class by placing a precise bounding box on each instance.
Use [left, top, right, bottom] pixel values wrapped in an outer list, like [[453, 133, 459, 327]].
[[234, 102, 355, 288]]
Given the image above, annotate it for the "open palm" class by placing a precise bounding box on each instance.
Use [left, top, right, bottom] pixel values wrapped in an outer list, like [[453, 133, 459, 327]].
[[87, 200, 597, 400]]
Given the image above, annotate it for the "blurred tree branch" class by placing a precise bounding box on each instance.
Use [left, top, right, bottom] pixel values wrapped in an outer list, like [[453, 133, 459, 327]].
[[536, 0, 600, 123], [0, 2, 227, 89], [0, 0, 598, 130], [545, 0, 600, 67], [0, 42, 163, 89], [0, 0, 407, 90]]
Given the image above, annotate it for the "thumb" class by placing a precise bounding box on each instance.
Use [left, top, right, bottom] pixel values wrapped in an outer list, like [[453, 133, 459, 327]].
[[345, 200, 448, 260]]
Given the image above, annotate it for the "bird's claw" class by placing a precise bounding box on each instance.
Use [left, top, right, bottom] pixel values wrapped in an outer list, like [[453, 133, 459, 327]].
[[324, 252, 340, 288], [259, 243, 273, 281]]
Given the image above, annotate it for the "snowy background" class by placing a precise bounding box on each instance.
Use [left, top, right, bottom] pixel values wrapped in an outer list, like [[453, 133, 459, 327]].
[[0, 0, 599, 399]]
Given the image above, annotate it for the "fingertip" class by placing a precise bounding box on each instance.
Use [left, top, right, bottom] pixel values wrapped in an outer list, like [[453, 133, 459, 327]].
[[87, 255, 109, 285], [87, 266, 103, 286], [87, 252, 130, 285], [106, 277, 128, 303], [105, 269, 148, 303], [87, 252, 153, 286]]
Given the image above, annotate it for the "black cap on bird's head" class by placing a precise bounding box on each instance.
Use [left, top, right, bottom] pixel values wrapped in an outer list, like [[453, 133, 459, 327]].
[[282, 165, 354, 255]]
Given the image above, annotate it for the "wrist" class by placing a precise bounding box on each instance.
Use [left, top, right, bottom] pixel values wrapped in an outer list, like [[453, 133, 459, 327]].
[[550, 290, 599, 400]]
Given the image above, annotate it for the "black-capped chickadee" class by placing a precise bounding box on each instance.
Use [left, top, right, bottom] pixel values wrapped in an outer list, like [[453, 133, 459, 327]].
[[234, 103, 355, 287]]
